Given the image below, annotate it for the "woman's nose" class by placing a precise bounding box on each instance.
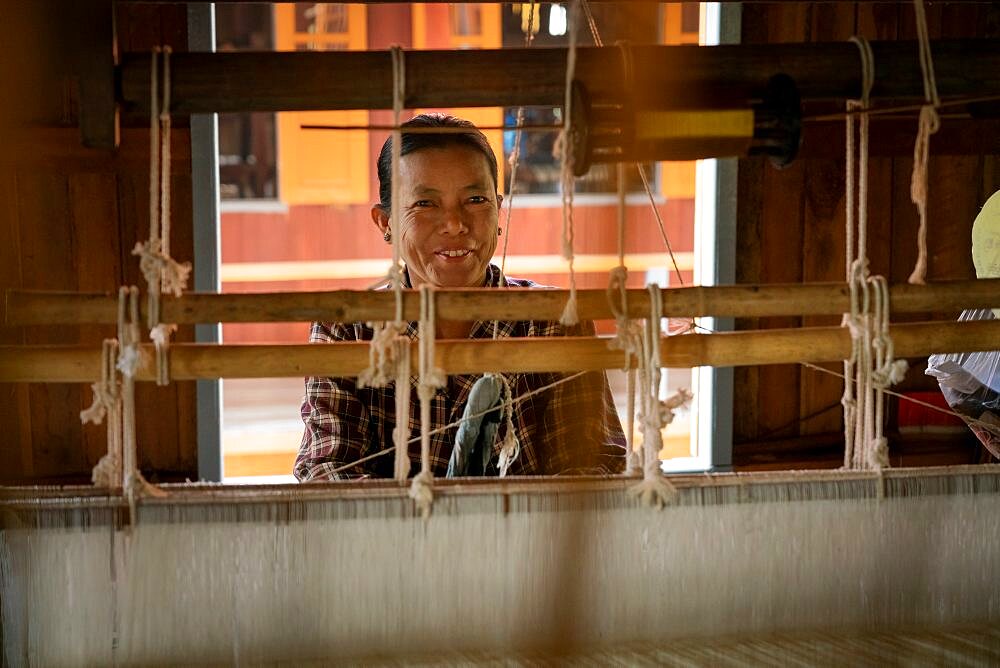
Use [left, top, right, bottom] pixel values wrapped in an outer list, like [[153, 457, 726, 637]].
[[441, 206, 468, 234]]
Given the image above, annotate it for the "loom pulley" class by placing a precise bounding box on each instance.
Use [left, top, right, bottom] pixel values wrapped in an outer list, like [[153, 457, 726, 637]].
[[568, 73, 802, 176]]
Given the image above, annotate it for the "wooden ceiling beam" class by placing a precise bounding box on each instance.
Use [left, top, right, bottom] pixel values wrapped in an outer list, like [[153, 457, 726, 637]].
[[117, 39, 1000, 115]]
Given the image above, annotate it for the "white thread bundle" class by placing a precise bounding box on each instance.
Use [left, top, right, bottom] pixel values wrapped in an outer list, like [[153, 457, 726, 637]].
[[628, 284, 680, 508], [554, 0, 580, 326], [410, 286, 445, 518], [907, 0, 941, 285]]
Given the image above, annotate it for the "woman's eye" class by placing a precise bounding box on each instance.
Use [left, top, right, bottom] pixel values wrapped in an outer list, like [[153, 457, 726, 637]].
[[413, 200, 433, 208], [468, 196, 488, 204]]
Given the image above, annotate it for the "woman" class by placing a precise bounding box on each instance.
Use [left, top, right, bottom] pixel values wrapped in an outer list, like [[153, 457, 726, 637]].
[[295, 114, 626, 480]]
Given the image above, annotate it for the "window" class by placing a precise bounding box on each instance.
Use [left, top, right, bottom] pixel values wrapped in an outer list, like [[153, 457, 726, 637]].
[[499, 3, 659, 195], [216, 5, 277, 200]]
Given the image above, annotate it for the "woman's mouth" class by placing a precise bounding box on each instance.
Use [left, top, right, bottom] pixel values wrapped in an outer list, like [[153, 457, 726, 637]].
[[436, 249, 472, 259]]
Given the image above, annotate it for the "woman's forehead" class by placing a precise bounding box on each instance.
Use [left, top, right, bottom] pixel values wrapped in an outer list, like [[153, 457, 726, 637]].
[[399, 145, 494, 187]]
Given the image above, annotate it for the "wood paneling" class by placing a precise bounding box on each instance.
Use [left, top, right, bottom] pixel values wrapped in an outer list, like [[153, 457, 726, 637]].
[[734, 2, 1000, 468], [0, 2, 196, 484]]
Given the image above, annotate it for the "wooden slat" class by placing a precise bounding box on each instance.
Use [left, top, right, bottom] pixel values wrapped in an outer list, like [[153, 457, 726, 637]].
[[6, 279, 1000, 326], [2, 320, 998, 383], [116, 40, 1000, 115]]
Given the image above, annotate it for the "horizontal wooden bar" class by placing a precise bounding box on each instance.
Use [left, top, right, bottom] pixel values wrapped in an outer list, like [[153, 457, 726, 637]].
[[1, 320, 997, 383], [118, 40, 1000, 114], [5, 279, 998, 326]]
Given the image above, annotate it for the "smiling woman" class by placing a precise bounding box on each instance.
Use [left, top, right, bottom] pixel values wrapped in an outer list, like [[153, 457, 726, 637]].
[[296, 113, 627, 481]]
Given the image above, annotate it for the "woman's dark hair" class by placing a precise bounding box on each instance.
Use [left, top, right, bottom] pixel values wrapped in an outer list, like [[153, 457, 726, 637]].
[[376, 113, 499, 212]]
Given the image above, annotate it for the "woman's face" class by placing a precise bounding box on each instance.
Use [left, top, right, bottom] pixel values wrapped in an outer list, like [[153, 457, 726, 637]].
[[371, 145, 501, 289]]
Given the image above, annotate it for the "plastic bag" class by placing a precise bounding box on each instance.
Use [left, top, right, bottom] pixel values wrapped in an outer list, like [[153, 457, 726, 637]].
[[926, 309, 1000, 458]]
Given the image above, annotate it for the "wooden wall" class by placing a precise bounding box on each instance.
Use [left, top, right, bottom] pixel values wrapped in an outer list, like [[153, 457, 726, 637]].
[[0, 3, 197, 484], [733, 2, 1000, 470]]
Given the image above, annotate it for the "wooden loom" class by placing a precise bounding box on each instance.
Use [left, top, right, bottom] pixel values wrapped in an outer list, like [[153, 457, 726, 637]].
[[3, 1, 1000, 663]]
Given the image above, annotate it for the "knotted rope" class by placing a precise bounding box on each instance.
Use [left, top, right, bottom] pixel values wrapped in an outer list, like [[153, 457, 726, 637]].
[[132, 46, 190, 386], [554, 0, 580, 326], [410, 286, 446, 518], [359, 46, 408, 388], [116, 287, 166, 516], [628, 284, 682, 508], [842, 37, 908, 471], [907, 0, 941, 285], [86, 339, 123, 488], [607, 163, 643, 474]]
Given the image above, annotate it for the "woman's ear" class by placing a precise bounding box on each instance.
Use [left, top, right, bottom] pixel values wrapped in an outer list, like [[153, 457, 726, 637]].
[[496, 193, 504, 210], [370, 205, 390, 237]]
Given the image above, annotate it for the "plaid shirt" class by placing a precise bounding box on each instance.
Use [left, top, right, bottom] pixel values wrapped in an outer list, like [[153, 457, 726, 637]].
[[296, 264, 626, 481]]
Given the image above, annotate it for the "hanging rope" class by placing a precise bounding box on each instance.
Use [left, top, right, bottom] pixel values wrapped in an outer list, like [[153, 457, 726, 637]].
[[132, 46, 190, 387], [607, 164, 643, 474], [907, 0, 941, 285], [359, 46, 408, 388], [554, 0, 580, 326], [842, 37, 908, 471], [410, 286, 446, 518], [85, 339, 123, 488], [629, 284, 683, 508], [392, 337, 412, 482], [116, 287, 167, 517]]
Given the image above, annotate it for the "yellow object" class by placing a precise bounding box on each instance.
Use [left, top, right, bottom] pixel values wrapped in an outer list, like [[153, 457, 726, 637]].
[[972, 189, 1000, 317], [275, 5, 370, 206], [635, 110, 755, 141]]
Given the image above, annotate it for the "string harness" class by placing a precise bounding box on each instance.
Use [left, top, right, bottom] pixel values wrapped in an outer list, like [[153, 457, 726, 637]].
[[907, 0, 941, 285], [841, 37, 909, 471], [132, 46, 191, 387], [83, 338, 123, 487], [628, 285, 688, 508], [410, 286, 446, 518], [359, 46, 412, 487], [85, 46, 187, 498], [553, 0, 581, 327]]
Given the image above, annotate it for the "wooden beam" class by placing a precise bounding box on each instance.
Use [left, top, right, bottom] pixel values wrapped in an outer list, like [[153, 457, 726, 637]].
[[2, 319, 998, 383], [5, 279, 998, 326], [117, 40, 1000, 115]]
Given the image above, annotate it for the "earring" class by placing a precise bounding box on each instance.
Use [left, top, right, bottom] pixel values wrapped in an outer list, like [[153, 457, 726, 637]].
[[497, 227, 503, 237], [383, 230, 392, 243]]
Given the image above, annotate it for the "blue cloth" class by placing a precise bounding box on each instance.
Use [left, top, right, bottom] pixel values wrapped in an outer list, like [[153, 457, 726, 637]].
[[446, 374, 503, 477]]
